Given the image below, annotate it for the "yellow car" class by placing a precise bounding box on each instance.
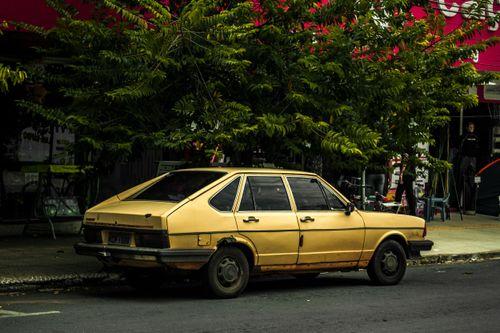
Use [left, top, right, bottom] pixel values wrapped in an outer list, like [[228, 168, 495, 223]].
[[75, 168, 433, 298]]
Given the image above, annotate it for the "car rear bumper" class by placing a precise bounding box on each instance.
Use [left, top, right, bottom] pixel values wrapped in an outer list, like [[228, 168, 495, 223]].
[[74, 242, 215, 264], [408, 240, 434, 258]]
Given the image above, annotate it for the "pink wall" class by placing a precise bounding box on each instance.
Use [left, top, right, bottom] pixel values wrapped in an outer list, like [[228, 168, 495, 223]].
[[1, 0, 498, 72], [413, 1, 500, 72], [0, 0, 91, 28]]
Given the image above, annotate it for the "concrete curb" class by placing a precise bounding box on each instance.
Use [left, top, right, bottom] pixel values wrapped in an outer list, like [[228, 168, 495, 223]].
[[0, 272, 122, 291], [2, 252, 499, 292], [408, 251, 500, 266]]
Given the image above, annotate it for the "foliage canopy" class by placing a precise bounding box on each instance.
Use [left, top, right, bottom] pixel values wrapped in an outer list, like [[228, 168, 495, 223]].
[[0, 24, 27, 93], [4, 0, 499, 174]]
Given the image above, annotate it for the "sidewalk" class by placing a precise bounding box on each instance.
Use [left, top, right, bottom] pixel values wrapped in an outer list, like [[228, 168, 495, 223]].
[[425, 213, 500, 256], [0, 213, 499, 290], [0, 236, 111, 289]]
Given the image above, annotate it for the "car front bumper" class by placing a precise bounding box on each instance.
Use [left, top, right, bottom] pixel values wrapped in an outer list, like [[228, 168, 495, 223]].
[[74, 242, 215, 264], [408, 240, 434, 258]]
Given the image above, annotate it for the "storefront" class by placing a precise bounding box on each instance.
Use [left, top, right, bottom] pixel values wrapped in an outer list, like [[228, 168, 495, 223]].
[[433, 1, 500, 168], [410, 2, 500, 216]]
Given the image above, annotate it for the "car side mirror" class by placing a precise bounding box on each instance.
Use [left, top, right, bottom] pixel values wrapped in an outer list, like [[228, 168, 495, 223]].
[[345, 202, 355, 216]]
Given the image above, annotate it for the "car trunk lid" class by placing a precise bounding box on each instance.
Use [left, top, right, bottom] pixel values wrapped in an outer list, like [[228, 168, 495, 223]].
[[84, 200, 180, 229]]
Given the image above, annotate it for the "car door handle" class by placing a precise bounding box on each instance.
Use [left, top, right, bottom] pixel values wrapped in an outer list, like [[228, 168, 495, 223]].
[[300, 216, 315, 222], [243, 216, 259, 223]]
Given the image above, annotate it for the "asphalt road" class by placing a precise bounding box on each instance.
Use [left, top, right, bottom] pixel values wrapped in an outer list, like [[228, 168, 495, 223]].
[[1, 261, 500, 333]]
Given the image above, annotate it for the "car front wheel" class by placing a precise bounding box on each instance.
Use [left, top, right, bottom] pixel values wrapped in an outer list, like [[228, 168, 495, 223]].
[[367, 240, 407, 285], [204, 247, 249, 298]]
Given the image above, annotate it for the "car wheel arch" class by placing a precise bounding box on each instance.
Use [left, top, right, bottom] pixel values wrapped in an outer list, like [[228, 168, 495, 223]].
[[216, 237, 257, 270], [373, 232, 409, 260]]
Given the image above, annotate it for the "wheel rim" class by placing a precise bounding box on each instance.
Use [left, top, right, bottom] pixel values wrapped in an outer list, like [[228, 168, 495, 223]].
[[381, 250, 399, 276], [216, 256, 241, 287]]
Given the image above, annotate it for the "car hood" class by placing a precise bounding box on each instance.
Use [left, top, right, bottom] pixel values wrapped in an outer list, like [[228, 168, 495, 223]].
[[357, 211, 425, 229]]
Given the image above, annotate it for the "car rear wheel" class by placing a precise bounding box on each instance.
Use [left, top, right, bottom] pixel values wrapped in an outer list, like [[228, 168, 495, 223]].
[[204, 247, 249, 298], [367, 240, 407, 285]]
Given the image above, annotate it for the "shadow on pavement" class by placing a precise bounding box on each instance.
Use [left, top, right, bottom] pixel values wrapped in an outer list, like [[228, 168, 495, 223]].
[[74, 273, 371, 301]]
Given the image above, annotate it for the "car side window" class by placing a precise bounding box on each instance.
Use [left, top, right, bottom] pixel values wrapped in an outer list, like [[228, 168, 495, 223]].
[[239, 176, 291, 211], [321, 183, 345, 210], [287, 177, 329, 211], [210, 177, 240, 212]]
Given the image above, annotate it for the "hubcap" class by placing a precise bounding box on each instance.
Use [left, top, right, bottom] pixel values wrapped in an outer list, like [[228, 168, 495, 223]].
[[381, 251, 399, 275], [217, 257, 241, 286]]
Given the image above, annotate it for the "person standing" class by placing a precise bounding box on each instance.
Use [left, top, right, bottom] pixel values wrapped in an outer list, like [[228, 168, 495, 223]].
[[395, 154, 417, 216], [459, 122, 480, 214]]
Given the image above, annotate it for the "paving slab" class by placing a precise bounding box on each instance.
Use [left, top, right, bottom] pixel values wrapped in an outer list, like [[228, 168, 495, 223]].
[[425, 213, 500, 256], [0, 236, 104, 285]]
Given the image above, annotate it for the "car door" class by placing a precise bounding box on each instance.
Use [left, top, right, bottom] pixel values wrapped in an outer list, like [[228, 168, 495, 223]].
[[234, 175, 300, 266], [286, 176, 365, 265]]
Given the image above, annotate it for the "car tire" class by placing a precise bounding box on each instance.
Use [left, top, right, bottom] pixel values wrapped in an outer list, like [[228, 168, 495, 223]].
[[125, 270, 164, 292], [204, 247, 249, 299], [367, 240, 407, 285], [292, 273, 320, 280]]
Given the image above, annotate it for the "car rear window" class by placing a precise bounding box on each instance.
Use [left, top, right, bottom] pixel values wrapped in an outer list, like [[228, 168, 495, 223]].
[[130, 171, 226, 202]]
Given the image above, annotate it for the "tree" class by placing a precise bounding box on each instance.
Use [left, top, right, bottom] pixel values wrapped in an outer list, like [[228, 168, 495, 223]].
[[0, 24, 26, 93], [11, 0, 499, 179], [0, 64, 26, 93], [345, 0, 499, 174], [243, 0, 385, 171], [250, 0, 498, 175], [14, 0, 257, 173]]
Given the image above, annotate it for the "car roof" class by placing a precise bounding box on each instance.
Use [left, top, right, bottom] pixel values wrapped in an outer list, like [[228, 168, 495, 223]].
[[171, 167, 317, 176]]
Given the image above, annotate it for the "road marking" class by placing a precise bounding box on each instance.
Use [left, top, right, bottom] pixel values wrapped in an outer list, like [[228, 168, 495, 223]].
[[0, 309, 60, 319]]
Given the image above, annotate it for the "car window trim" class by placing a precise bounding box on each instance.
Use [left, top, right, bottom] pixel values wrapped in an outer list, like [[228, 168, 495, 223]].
[[236, 174, 293, 212], [208, 176, 242, 213], [236, 176, 254, 212], [318, 181, 341, 211], [319, 180, 347, 211], [246, 177, 258, 211]]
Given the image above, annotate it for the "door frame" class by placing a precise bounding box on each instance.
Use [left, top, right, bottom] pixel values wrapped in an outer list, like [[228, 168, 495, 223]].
[[283, 174, 366, 265], [233, 173, 301, 266]]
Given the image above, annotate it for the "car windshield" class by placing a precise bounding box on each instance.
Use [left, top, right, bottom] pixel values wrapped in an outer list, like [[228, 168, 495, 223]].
[[129, 171, 227, 202]]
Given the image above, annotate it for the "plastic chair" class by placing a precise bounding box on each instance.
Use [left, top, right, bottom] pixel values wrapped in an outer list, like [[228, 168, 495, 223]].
[[428, 193, 451, 222]]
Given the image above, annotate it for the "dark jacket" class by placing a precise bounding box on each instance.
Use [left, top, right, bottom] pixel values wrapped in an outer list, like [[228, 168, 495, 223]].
[[460, 133, 479, 158]]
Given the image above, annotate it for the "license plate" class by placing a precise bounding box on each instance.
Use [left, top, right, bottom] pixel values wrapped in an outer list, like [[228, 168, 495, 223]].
[[108, 232, 131, 245]]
